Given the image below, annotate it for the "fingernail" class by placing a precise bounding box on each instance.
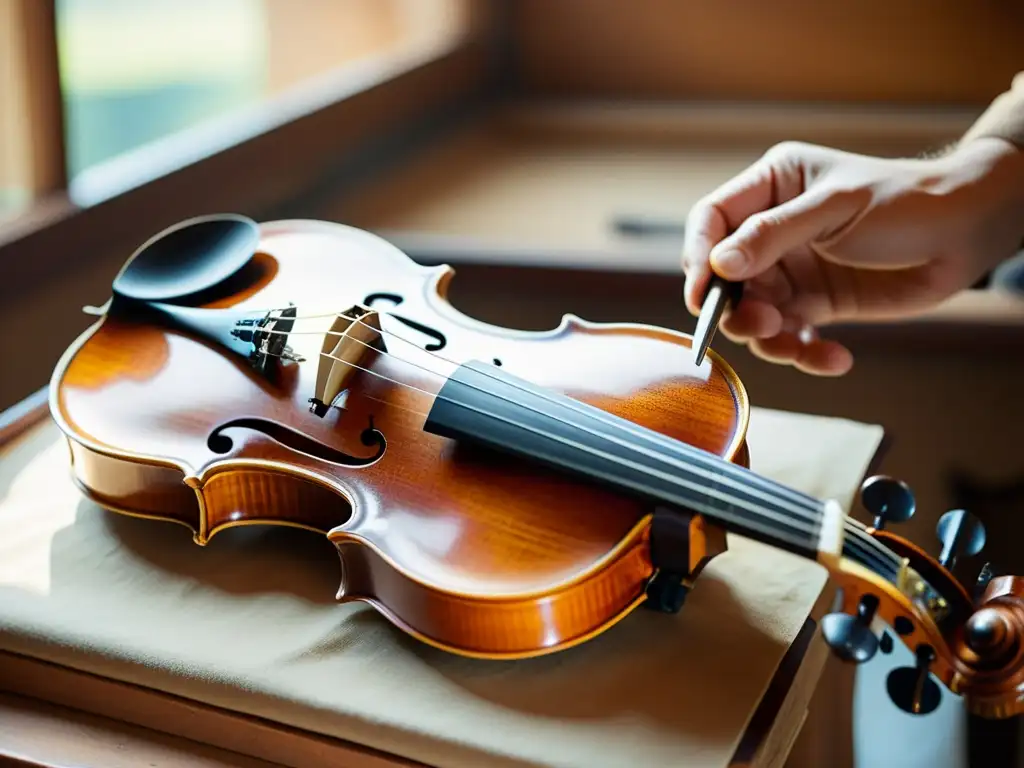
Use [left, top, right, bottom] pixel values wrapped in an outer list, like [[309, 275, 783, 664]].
[[711, 248, 748, 276]]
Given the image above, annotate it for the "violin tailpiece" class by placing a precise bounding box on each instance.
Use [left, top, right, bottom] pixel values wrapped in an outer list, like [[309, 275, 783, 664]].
[[234, 304, 303, 375]]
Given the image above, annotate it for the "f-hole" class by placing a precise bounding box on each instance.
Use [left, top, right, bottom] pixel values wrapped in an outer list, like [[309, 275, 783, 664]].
[[207, 416, 386, 467], [364, 292, 447, 351]]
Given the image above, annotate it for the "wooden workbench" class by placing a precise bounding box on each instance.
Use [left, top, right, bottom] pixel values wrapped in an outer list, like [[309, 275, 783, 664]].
[[0, 372, 883, 768], [2, 7, 1022, 762]]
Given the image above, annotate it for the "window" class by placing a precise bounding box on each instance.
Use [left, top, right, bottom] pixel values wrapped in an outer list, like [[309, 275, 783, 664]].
[[54, 0, 470, 198]]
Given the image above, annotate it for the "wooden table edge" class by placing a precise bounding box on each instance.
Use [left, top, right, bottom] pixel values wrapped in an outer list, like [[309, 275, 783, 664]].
[[0, 690, 282, 768], [0, 651, 429, 768], [0, 618, 826, 768], [0, 386, 49, 448]]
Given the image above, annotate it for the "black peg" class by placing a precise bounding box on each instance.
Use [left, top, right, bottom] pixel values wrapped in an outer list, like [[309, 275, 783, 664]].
[[821, 594, 880, 664], [936, 509, 986, 569], [859, 475, 915, 530], [886, 644, 941, 715]]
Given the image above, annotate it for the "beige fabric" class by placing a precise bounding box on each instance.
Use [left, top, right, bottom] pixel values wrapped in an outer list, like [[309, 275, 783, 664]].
[[961, 71, 1024, 149], [0, 408, 883, 768]]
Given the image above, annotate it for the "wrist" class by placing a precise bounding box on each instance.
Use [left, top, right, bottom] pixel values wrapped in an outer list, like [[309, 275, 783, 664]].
[[943, 137, 1024, 271]]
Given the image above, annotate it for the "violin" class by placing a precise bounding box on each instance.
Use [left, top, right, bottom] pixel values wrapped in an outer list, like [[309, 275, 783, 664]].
[[48, 213, 1024, 720]]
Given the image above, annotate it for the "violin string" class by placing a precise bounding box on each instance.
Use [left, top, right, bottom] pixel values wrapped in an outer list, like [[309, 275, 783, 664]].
[[302, 343, 898, 575], [330, 318, 900, 568], [218, 310, 902, 575], [229, 307, 852, 513], [106, 293, 905, 575], [262, 313, 833, 521], [309, 348, 821, 549], [267, 315, 824, 513], [253, 313, 901, 575], [311, 345, 897, 577], [308, 340, 824, 525]]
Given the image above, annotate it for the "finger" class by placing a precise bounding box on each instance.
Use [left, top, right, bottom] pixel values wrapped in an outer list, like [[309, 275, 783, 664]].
[[718, 298, 784, 340], [709, 187, 868, 281], [750, 332, 854, 376], [682, 157, 781, 314], [682, 202, 723, 314], [683, 140, 824, 282], [743, 264, 794, 307], [794, 339, 854, 376], [683, 257, 713, 316]]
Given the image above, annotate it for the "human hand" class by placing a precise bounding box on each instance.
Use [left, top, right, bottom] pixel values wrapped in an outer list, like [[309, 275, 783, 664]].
[[682, 137, 1024, 375]]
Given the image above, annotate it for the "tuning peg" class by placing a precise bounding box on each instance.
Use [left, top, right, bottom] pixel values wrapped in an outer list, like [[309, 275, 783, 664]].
[[886, 644, 941, 715], [936, 509, 986, 569], [822, 594, 880, 663], [860, 475, 915, 530]]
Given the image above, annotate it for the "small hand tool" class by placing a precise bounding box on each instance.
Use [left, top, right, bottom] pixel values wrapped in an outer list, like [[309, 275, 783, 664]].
[[692, 276, 743, 366]]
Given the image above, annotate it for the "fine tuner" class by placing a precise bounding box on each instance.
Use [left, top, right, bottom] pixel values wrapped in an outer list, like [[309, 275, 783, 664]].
[[49, 214, 1024, 725]]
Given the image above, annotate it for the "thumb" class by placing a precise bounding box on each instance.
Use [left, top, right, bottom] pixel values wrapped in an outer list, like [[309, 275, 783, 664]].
[[709, 188, 867, 280]]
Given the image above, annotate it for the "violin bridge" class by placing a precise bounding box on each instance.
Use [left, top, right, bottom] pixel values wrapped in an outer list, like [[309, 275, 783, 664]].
[[309, 305, 386, 417]]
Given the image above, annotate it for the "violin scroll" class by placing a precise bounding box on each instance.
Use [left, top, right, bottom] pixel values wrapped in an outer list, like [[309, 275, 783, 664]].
[[951, 575, 1024, 718]]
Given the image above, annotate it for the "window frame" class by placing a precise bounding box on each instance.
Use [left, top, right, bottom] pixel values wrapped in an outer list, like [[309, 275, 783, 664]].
[[0, 0, 505, 302]]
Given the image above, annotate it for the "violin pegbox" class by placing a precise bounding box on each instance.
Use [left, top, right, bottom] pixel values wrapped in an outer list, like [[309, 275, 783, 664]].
[[821, 476, 920, 666], [826, 474, 1024, 718], [309, 305, 386, 417]]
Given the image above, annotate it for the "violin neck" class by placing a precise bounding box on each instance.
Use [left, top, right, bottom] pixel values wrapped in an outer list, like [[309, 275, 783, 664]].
[[424, 361, 844, 564]]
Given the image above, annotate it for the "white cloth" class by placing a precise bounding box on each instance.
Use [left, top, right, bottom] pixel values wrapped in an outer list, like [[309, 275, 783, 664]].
[[0, 409, 883, 768]]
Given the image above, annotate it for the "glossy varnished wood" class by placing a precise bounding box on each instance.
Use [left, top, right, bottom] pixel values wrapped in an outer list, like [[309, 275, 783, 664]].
[[49, 220, 748, 658]]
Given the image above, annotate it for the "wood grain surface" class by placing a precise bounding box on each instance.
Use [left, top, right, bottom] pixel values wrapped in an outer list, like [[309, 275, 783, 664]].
[[50, 217, 749, 660]]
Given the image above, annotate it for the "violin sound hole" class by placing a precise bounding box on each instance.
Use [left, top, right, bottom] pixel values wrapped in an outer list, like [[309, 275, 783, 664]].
[[364, 292, 447, 351], [206, 416, 386, 467]]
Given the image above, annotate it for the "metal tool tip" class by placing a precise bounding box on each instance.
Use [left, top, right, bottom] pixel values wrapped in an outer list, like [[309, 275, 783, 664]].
[[693, 344, 708, 366]]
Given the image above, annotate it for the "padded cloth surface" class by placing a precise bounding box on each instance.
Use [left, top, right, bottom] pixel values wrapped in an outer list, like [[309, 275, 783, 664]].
[[0, 408, 883, 768]]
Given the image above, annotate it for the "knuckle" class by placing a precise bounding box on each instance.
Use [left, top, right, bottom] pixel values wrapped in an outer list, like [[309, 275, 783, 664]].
[[741, 211, 782, 245], [687, 194, 716, 224], [764, 140, 806, 164]]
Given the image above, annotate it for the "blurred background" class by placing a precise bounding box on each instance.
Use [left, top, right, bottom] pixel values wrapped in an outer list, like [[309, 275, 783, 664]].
[[3, 2, 1024, 767]]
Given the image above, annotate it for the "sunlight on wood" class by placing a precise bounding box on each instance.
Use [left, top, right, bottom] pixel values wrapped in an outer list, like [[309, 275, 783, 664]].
[[0, 434, 79, 596], [0, 0, 33, 217], [0, 0, 63, 222]]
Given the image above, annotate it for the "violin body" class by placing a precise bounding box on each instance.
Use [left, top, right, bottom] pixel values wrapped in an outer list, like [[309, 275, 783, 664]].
[[50, 219, 747, 658], [50, 215, 1024, 717]]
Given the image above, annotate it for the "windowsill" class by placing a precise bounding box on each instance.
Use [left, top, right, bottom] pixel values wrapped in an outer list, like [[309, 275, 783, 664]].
[[0, 30, 494, 307], [65, 31, 468, 209], [0, 28, 478, 250]]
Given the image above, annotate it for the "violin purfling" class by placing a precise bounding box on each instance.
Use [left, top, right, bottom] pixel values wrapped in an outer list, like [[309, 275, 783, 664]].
[[49, 214, 1024, 719]]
